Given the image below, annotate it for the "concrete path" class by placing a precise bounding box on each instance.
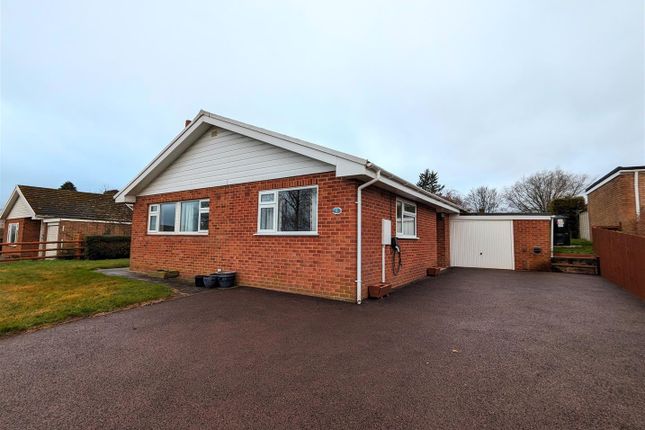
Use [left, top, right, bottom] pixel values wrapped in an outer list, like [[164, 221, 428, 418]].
[[1, 269, 643, 429], [98, 267, 206, 296]]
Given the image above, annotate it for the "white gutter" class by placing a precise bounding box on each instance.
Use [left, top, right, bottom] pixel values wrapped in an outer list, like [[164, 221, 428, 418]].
[[635, 171, 641, 218], [356, 169, 381, 304]]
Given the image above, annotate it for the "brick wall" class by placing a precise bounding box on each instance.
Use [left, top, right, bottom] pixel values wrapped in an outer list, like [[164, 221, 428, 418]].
[[1, 217, 41, 259], [436, 214, 450, 267], [58, 221, 131, 241], [360, 187, 438, 299], [130, 172, 359, 302], [513, 220, 551, 271], [588, 173, 639, 235]]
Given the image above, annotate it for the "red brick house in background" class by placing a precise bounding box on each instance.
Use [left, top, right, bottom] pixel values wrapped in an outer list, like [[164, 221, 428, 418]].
[[585, 166, 645, 237], [115, 110, 552, 303], [1, 186, 132, 259]]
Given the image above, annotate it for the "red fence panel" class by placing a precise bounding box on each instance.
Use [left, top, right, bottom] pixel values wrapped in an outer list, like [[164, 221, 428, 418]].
[[592, 227, 645, 299]]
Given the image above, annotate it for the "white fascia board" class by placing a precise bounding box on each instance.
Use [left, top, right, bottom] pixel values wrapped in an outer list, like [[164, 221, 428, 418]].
[[585, 169, 645, 195], [375, 175, 460, 213], [0, 186, 37, 219], [453, 215, 553, 221], [200, 111, 368, 166], [41, 218, 132, 224], [114, 115, 212, 203]]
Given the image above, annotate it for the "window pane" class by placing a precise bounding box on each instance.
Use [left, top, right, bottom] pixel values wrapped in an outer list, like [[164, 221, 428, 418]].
[[397, 201, 402, 218], [8, 225, 18, 243], [260, 207, 274, 230], [160, 203, 176, 232], [200, 200, 209, 209], [404, 203, 416, 214], [199, 212, 209, 231], [150, 205, 158, 212], [396, 220, 402, 234], [180, 201, 199, 232], [402, 217, 415, 235], [148, 215, 157, 231], [260, 193, 275, 203], [278, 188, 316, 232]]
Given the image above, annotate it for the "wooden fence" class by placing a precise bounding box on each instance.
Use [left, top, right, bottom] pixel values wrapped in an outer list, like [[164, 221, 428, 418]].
[[592, 227, 645, 300], [0, 240, 84, 262]]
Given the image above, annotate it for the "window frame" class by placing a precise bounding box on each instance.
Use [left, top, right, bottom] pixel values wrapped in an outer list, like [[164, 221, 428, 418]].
[[396, 198, 418, 239], [7, 223, 19, 244], [256, 185, 319, 236], [147, 199, 209, 235]]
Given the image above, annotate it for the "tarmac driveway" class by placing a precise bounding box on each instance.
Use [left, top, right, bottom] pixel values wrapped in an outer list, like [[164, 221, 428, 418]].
[[1, 269, 643, 429]]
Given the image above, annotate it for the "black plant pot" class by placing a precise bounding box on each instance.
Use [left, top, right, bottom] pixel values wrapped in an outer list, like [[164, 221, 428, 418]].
[[215, 272, 236, 289], [203, 276, 219, 289], [194, 275, 206, 288]]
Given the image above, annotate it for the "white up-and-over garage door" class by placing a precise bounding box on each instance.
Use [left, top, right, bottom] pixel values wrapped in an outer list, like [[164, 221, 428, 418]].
[[450, 219, 515, 270]]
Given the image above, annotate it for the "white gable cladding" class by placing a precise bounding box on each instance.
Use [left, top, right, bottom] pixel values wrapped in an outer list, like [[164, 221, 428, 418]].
[[140, 128, 335, 196], [7, 193, 33, 219]]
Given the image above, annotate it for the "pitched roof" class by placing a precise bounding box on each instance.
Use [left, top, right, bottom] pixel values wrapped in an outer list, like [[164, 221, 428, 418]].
[[115, 110, 461, 213], [4, 186, 132, 222], [585, 165, 645, 193]]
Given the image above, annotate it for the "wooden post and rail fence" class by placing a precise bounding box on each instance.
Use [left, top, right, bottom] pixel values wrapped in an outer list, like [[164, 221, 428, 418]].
[[0, 240, 84, 262]]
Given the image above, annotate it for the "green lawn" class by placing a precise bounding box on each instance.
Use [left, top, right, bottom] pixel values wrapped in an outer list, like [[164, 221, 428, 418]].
[[0, 259, 172, 335], [553, 238, 594, 255]]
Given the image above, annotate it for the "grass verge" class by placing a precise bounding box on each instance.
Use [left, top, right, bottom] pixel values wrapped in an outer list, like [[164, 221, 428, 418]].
[[554, 238, 594, 255], [0, 259, 172, 335]]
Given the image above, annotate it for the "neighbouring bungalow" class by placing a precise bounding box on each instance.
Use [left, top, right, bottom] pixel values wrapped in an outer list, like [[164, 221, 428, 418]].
[[585, 165, 645, 237], [115, 111, 552, 303], [1, 186, 132, 260]]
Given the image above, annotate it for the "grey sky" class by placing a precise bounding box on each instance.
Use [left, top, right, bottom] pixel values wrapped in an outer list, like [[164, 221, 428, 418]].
[[1, 0, 643, 203]]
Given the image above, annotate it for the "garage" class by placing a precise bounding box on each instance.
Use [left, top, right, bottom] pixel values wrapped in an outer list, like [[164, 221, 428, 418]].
[[450, 215, 553, 271]]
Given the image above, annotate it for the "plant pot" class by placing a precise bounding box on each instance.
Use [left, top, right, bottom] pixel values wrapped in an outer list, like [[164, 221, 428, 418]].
[[203, 275, 219, 289], [368, 283, 392, 299], [215, 271, 236, 289], [427, 267, 444, 277], [194, 275, 206, 288]]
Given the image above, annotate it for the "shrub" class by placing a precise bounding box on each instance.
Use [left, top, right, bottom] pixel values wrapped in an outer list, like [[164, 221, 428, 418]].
[[84, 236, 131, 260]]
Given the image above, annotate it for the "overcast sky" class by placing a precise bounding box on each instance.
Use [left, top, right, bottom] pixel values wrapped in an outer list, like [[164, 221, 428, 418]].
[[1, 0, 643, 204]]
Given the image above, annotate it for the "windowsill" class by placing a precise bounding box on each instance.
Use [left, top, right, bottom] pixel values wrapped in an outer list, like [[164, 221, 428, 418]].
[[255, 231, 319, 236], [147, 232, 209, 236], [396, 235, 419, 240]]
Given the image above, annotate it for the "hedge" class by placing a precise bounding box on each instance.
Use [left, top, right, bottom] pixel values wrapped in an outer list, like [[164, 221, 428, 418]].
[[84, 236, 131, 260]]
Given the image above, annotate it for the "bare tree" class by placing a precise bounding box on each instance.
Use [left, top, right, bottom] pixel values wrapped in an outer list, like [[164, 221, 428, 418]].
[[464, 186, 502, 213], [504, 168, 588, 213], [441, 189, 464, 207]]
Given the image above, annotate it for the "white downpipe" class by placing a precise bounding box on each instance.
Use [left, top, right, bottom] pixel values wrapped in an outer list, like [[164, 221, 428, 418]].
[[356, 170, 381, 304], [381, 245, 386, 284], [635, 171, 641, 218]]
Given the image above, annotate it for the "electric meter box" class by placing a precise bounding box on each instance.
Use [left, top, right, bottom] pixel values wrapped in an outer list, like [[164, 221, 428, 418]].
[[381, 219, 392, 246]]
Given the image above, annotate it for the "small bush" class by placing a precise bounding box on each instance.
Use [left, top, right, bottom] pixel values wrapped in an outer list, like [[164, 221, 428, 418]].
[[84, 236, 130, 260]]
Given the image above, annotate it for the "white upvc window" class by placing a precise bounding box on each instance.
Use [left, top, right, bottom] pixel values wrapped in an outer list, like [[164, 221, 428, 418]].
[[7, 223, 19, 243], [257, 185, 318, 235], [147, 199, 209, 234], [396, 199, 417, 238]]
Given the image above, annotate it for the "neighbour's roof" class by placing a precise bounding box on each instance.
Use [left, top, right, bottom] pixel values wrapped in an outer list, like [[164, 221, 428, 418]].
[[6, 185, 132, 222], [585, 165, 645, 192], [459, 212, 550, 216]]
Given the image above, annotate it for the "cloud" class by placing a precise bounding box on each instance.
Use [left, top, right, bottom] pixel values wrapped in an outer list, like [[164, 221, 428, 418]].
[[1, 0, 643, 203]]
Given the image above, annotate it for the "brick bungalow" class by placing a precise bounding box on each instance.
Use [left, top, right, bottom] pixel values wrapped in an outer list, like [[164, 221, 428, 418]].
[[586, 166, 645, 237], [1, 186, 132, 260], [115, 110, 552, 303]]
